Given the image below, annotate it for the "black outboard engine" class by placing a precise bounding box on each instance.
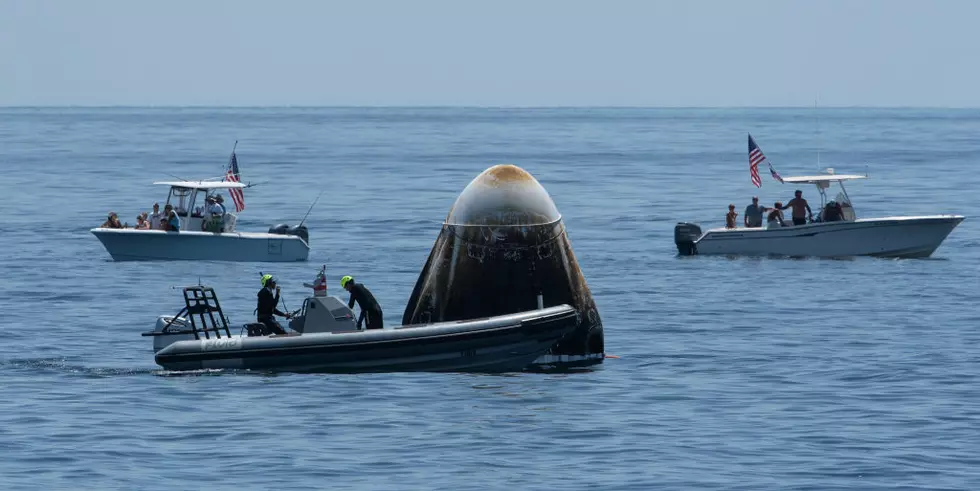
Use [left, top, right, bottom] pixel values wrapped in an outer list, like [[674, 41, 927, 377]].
[[674, 222, 702, 255], [287, 224, 309, 244], [268, 223, 310, 244]]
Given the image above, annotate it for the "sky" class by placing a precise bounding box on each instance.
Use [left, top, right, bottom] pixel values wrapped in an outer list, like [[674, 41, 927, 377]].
[[2, 0, 979, 107]]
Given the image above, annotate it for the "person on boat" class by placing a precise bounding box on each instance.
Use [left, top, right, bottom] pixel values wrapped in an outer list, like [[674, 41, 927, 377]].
[[102, 212, 124, 229], [135, 212, 150, 230], [163, 205, 181, 232], [341, 276, 383, 330], [743, 196, 769, 228], [205, 194, 226, 232], [211, 195, 227, 216], [779, 190, 813, 226], [822, 200, 844, 222], [149, 203, 163, 229], [725, 204, 738, 229], [767, 202, 786, 229], [257, 274, 291, 335]]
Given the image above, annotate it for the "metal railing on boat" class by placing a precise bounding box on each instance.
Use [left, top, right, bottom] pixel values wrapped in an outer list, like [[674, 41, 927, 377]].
[[141, 286, 232, 340]]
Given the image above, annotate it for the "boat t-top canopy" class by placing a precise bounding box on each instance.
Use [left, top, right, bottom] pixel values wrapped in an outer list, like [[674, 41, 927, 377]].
[[153, 181, 246, 190], [780, 174, 867, 184], [776, 168, 867, 216]]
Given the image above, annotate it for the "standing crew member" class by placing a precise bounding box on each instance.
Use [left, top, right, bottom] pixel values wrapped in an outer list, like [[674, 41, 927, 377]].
[[743, 196, 769, 228], [779, 190, 813, 226], [257, 274, 291, 335], [341, 276, 383, 330]]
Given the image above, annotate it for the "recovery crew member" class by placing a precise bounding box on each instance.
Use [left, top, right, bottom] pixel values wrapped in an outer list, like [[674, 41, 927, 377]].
[[341, 275, 383, 330], [257, 274, 291, 335]]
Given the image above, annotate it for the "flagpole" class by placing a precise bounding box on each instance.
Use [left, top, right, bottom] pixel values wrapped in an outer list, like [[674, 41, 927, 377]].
[[223, 140, 239, 181]]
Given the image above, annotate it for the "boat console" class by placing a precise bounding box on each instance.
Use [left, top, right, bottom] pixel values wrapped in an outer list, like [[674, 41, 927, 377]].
[[288, 295, 358, 334]]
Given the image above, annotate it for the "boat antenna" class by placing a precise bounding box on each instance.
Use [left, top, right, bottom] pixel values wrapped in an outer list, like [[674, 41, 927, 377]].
[[298, 190, 324, 228], [814, 96, 821, 170]]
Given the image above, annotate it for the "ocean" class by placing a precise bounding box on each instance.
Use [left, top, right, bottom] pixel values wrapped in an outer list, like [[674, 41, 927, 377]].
[[1, 107, 978, 490]]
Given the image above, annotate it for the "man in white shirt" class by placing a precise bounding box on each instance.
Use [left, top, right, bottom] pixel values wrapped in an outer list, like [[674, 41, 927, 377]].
[[149, 203, 164, 229], [208, 195, 226, 217], [204, 195, 227, 232]]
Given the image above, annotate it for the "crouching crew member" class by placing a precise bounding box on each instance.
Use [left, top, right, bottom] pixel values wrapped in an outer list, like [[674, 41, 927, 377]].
[[341, 275, 383, 330]]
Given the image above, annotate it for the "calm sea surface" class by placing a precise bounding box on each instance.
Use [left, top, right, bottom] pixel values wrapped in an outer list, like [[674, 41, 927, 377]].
[[1, 108, 979, 490]]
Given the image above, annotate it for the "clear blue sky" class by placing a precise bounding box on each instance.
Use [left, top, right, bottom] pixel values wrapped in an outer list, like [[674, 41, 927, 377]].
[[2, 0, 978, 106]]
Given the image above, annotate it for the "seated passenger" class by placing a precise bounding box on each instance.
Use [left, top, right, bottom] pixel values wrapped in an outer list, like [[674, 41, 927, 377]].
[[766, 202, 786, 229], [725, 204, 738, 229], [161, 205, 180, 231], [823, 201, 844, 222], [167, 209, 181, 232], [102, 212, 123, 229], [135, 213, 150, 230]]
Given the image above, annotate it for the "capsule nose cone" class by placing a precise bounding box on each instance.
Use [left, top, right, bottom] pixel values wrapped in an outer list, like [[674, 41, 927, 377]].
[[446, 164, 561, 226]]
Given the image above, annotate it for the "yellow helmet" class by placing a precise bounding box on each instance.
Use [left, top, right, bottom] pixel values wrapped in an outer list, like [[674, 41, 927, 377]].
[[261, 274, 275, 287], [340, 275, 353, 288]]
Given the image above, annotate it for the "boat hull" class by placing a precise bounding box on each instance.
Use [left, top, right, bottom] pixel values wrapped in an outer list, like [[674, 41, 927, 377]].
[[689, 215, 964, 258], [153, 305, 579, 373], [91, 228, 309, 262]]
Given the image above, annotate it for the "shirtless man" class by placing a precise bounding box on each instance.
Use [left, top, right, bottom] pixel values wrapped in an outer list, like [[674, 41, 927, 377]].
[[779, 190, 813, 226]]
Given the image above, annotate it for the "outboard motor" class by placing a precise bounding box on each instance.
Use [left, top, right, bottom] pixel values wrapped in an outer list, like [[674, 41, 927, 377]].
[[674, 222, 702, 255], [268, 223, 310, 244], [287, 224, 309, 244], [148, 315, 196, 353]]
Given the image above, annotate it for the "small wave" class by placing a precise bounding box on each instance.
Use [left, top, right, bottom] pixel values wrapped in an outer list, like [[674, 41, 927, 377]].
[[0, 357, 155, 377]]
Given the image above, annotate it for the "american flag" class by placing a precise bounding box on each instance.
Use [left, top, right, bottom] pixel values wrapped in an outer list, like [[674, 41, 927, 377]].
[[224, 150, 245, 212], [769, 162, 784, 183], [747, 134, 765, 188]]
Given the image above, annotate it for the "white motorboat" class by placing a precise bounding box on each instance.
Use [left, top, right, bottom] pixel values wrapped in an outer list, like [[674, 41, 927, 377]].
[[91, 180, 310, 262], [674, 170, 964, 258]]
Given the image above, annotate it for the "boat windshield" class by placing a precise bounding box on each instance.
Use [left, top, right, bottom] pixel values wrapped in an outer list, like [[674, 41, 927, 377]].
[[813, 182, 857, 222], [167, 187, 194, 216]]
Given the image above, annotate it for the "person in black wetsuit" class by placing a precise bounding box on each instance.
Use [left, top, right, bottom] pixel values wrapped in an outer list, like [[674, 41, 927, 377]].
[[341, 275, 383, 330], [257, 274, 291, 335]]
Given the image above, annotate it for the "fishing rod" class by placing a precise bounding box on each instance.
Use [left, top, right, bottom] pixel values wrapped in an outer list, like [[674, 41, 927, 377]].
[[298, 190, 325, 228], [165, 172, 191, 182]]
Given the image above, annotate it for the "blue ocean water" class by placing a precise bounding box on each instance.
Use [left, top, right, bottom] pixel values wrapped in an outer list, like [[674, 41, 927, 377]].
[[1, 107, 979, 490]]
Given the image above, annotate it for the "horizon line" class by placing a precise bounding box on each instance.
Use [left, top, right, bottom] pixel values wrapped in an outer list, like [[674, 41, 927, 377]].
[[2, 104, 980, 110]]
